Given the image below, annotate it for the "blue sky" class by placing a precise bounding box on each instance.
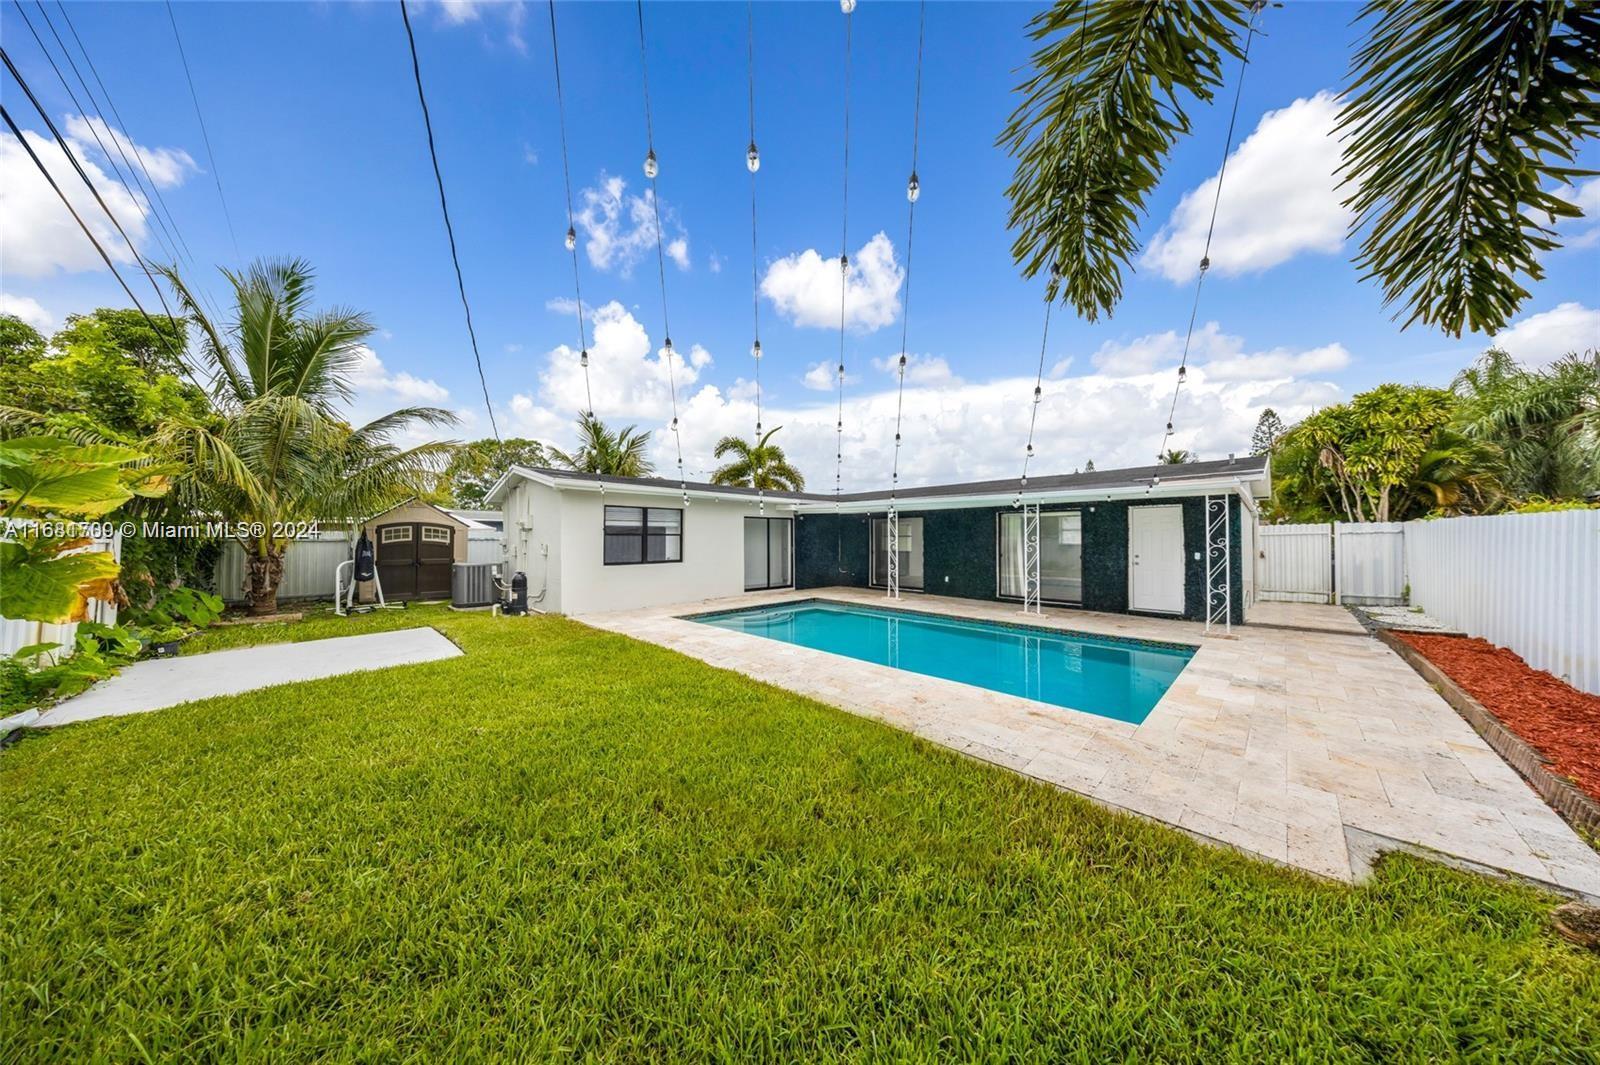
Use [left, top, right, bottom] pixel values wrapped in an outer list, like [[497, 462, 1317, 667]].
[[3, 0, 1597, 488]]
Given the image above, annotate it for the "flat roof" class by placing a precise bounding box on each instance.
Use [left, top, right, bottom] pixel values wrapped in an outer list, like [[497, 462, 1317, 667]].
[[484, 455, 1270, 508]]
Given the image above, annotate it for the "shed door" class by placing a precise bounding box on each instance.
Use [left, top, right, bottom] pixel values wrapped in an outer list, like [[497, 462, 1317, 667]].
[[1129, 505, 1185, 614], [417, 524, 454, 598], [376, 522, 455, 600]]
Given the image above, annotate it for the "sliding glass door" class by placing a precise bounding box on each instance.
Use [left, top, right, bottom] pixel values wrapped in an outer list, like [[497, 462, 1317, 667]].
[[870, 516, 924, 591], [998, 510, 1082, 603], [744, 517, 793, 591]]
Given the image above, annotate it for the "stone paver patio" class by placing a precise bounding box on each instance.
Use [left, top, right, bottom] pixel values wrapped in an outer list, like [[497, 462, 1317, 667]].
[[582, 588, 1600, 901]]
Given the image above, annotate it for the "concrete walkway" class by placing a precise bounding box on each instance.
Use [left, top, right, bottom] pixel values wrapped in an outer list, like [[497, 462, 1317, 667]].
[[583, 589, 1600, 902], [35, 628, 462, 727]]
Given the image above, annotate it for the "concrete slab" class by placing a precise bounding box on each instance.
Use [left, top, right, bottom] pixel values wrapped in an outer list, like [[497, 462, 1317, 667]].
[[35, 627, 462, 727], [581, 588, 1600, 902]]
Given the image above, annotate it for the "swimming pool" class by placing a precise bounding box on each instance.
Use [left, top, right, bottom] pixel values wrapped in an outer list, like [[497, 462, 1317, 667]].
[[691, 600, 1194, 724]]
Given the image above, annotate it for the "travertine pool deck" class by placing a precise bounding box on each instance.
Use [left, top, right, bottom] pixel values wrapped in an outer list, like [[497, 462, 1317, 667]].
[[581, 588, 1600, 900]]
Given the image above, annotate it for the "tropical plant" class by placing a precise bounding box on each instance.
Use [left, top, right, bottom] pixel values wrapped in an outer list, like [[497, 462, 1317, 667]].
[[0, 435, 167, 623], [442, 437, 553, 505], [157, 259, 458, 615], [1159, 449, 1197, 465], [1452, 348, 1600, 501], [1, 310, 221, 607], [1269, 384, 1504, 523], [550, 413, 654, 477], [998, 1, 1599, 335], [710, 427, 806, 491]]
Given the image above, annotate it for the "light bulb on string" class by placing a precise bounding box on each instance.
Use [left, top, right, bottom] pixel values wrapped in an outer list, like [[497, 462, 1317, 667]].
[[1178, 366, 1187, 381], [643, 150, 658, 179], [579, 350, 588, 367], [906, 172, 920, 203], [565, 226, 576, 251], [746, 142, 760, 173], [751, 340, 762, 360]]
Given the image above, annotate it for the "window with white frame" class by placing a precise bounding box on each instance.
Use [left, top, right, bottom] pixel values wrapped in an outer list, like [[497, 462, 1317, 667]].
[[421, 526, 451, 543], [381, 525, 413, 543]]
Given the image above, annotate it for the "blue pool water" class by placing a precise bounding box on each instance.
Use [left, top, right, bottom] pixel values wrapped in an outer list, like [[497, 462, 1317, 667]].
[[692, 600, 1194, 724]]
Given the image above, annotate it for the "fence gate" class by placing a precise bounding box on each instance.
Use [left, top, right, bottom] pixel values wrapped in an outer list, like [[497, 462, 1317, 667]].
[[1259, 523, 1333, 603], [1258, 522, 1407, 605]]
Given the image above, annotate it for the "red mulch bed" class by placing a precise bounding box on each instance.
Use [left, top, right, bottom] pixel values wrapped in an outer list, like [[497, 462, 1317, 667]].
[[1397, 632, 1600, 803]]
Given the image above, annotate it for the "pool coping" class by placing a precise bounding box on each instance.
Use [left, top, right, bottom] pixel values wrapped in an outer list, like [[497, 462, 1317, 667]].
[[678, 596, 1201, 656], [579, 587, 1600, 900]]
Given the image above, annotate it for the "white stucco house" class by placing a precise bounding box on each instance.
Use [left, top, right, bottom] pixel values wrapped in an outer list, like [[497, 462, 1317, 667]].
[[481, 457, 1270, 623]]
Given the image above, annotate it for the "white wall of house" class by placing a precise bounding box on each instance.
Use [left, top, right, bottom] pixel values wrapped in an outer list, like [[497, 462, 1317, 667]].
[[500, 479, 781, 616]]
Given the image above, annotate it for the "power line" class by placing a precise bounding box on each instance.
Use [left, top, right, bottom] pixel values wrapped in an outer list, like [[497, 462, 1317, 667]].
[[833, 1, 853, 508], [164, 0, 240, 259], [545, 0, 594, 419], [398, 0, 502, 445], [1, 101, 197, 387], [1, 46, 182, 327], [888, 0, 926, 508], [49, 0, 196, 267], [1155, 3, 1264, 472], [634, 0, 687, 504], [9, 2, 179, 268]]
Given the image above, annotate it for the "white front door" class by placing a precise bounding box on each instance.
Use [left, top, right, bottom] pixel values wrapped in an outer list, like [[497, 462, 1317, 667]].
[[1129, 505, 1185, 614]]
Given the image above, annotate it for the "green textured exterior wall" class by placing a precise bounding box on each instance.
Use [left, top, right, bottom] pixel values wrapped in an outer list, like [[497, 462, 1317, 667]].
[[795, 496, 1245, 624]]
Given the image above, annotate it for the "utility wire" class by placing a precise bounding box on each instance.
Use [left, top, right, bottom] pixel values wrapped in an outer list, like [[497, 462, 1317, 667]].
[[546, 0, 594, 419], [10, 2, 181, 268], [399, 0, 501, 444], [164, 0, 239, 258], [1, 102, 197, 387], [635, 0, 687, 502], [1, 46, 183, 327], [889, 0, 926, 507], [50, 1, 196, 267], [1156, 5, 1262, 469]]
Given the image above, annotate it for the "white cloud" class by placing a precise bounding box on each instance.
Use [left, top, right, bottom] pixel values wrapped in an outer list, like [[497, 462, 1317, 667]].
[[503, 301, 1346, 488], [0, 293, 53, 332], [0, 117, 193, 278], [349, 345, 451, 403], [872, 352, 961, 386], [1490, 303, 1600, 366], [760, 231, 904, 332], [1143, 91, 1349, 283], [522, 142, 539, 166], [708, 252, 724, 274], [1203, 342, 1351, 382], [1552, 177, 1600, 249], [575, 173, 690, 276], [62, 116, 195, 188], [803, 361, 838, 391]]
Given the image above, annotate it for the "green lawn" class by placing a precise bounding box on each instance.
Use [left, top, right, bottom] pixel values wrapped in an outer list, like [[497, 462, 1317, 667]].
[[3, 608, 1596, 1060]]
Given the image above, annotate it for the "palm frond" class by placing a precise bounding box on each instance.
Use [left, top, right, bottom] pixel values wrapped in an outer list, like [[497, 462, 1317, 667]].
[[1340, 1, 1600, 336], [997, 0, 1250, 320]]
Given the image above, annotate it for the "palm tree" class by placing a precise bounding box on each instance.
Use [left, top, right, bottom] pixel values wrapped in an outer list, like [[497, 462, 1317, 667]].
[[999, 2, 1597, 337], [550, 412, 654, 477], [1159, 449, 1196, 465], [1452, 348, 1600, 501], [157, 259, 457, 615], [710, 427, 806, 491]]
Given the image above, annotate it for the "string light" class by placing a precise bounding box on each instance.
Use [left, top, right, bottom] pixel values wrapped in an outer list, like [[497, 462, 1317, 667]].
[[1156, 2, 1265, 466], [746, 1, 766, 513], [888, 0, 926, 510], [636, 0, 689, 505], [834, 0, 852, 523], [547, 0, 594, 419]]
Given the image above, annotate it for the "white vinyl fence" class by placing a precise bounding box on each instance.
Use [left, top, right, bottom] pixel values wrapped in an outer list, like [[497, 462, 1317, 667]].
[[1407, 510, 1599, 695], [1258, 522, 1406, 606], [0, 533, 122, 659], [215, 529, 507, 603], [466, 529, 504, 566], [214, 533, 354, 604]]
